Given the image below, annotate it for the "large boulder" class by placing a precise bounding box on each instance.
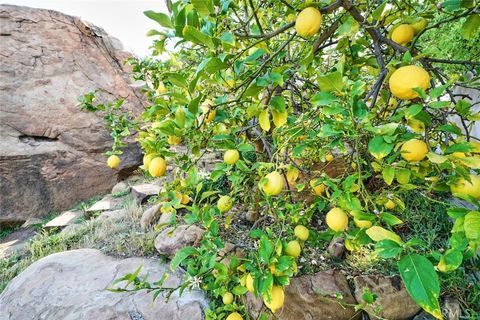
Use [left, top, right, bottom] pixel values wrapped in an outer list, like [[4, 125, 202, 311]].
[[0, 249, 207, 320], [0, 5, 144, 226]]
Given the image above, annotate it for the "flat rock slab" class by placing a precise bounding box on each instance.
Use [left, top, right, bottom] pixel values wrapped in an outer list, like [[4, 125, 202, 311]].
[[87, 195, 123, 212], [354, 275, 421, 320], [131, 184, 162, 204], [0, 249, 207, 320], [44, 210, 83, 229], [247, 270, 359, 320], [0, 227, 37, 259]]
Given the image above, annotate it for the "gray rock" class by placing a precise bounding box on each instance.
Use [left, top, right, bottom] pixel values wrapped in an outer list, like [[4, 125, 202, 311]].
[[157, 211, 175, 228], [98, 209, 127, 220], [155, 225, 205, 258], [131, 184, 162, 204], [112, 181, 130, 194], [0, 249, 207, 320], [0, 227, 36, 259], [87, 194, 123, 212], [327, 237, 345, 258], [43, 210, 83, 229], [354, 275, 421, 320], [247, 270, 359, 319], [140, 204, 161, 230], [0, 4, 144, 227]]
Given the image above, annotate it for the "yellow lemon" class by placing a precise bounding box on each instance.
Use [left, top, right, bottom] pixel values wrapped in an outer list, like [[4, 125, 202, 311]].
[[450, 175, 480, 200], [262, 171, 284, 196], [410, 18, 428, 34], [389, 65, 430, 100], [285, 240, 301, 258], [205, 109, 216, 123], [286, 166, 299, 183], [325, 153, 334, 162], [354, 219, 372, 228], [246, 273, 254, 292], [156, 81, 167, 94], [224, 149, 240, 165], [295, 7, 322, 38], [294, 225, 309, 241], [391, 24, 414, 45], [259, 110, 271, 132], [167, 135, 181, 145], [264, 285, 285, 313], [310, 179, 326, 195], [107, 155, 121, 169], [401, 139, 428, 162], [222, 292, 234, 305], [143, 153, 155, 168], [149, 157, 167, 177], [226, 312, 243, 320], [385, 199, 396, 210], [326, 208, 349, 232], [217, 195, 233, 213], [272, 110, 288, 128]]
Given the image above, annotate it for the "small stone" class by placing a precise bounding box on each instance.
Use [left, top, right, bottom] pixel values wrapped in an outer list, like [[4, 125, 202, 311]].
[[21, 218, 43, 228], [327, 237, 345, 258], [154, 225, 205, 258], [44, 211, 83, 229], [140, 205, 161, 230], [86, 195, 123, 212], [131, 184, 162, 204], [98, 209, 126, 220], [0, 227, 37, 259], [157, 212, 175, 228], [443, 296, 461, 320], [111, 181, 130, 194], [354, 275, 421, 320], [246, 270, 359, 320], [245, 210, 259, 222], [59, 224, 83, 237]]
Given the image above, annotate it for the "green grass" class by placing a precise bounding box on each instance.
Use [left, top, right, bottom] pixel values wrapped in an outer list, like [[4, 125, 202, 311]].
[[0, 194, 158, 293]]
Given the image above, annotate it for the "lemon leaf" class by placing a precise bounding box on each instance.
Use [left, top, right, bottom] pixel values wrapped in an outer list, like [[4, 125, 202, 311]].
[[366, 226, 403, 244]]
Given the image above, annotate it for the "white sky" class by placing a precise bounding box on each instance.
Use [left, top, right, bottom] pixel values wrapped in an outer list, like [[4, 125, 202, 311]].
[[5, 0, 168, 57]]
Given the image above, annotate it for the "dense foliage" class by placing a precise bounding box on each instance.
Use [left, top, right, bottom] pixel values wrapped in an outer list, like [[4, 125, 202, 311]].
[[81, 1, 480, 319]]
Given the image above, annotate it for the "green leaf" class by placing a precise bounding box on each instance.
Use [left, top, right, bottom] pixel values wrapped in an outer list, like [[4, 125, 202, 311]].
[[464, 211, 480, 239], [438, 248, 463, 272], [317, 71, 343, 92], [183, 26, 214, 49], [144, 11, 173, 28], [398, 254, 441, 319], [269, 96, 286, 113], [381, 212, 403, 226], [368, 136, 394, 160], [259, 235, 274, 264], [191, 0, 214, 16], [372, 1, 388, 20], [461, 14, 480, 39], [170, 246, 198, 270], [375, 239, 402, 258], [164, 72, 188, 88], [382, 167, 395, 185], [232, 285, 248, 295], [396, 168, 411, 185], [366, 226, 403, 244]]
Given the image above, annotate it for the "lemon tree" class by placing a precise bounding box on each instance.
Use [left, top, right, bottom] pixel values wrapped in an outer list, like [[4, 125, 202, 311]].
[[81, 1, 480, 319]]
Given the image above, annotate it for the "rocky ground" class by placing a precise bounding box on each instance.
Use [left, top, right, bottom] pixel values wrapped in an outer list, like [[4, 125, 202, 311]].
[[0, 172, 468, 320]]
